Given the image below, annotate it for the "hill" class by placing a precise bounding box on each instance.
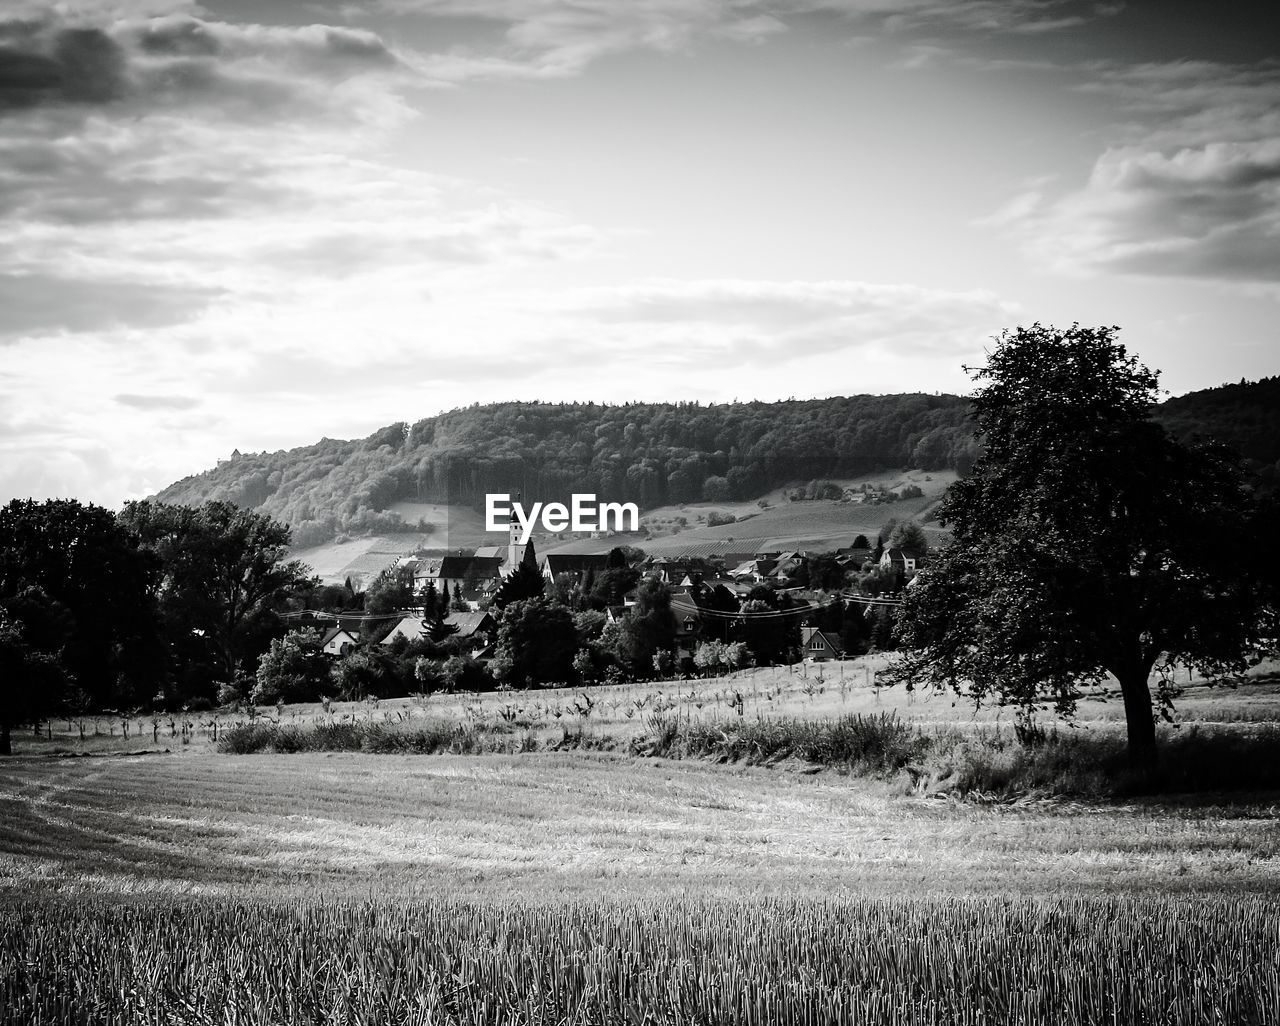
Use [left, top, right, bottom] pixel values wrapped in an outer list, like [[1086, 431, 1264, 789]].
[[1154, 376, 1280, 468], [153, 380, 1280, 561], [154, 395, 978, 548]]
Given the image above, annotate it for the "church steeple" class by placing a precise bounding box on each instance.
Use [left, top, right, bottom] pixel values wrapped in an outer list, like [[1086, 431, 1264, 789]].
[[506, 490, 521, 571]]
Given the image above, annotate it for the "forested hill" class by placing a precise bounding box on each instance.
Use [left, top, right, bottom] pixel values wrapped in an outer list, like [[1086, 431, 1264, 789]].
[[154, 395, 979, 546], [154, 380, 1280, 546], [1155, 376, 1280, 467]]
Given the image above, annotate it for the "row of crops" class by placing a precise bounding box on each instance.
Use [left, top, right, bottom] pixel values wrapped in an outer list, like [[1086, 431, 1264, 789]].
[[3, 895, 1278, 1024]]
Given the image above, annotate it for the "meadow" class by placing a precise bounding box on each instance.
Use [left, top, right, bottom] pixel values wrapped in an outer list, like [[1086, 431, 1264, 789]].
[[4, 662, 1280, 1023]]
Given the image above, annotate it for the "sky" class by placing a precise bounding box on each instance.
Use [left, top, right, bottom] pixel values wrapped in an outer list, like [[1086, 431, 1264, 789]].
[[1, 0, 1278, 507]]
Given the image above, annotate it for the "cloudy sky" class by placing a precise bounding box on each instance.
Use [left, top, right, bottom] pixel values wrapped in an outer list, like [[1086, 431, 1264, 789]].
[[2, 0, 1278, 506]]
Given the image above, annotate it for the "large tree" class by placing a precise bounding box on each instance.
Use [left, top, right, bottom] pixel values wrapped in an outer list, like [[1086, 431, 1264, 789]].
[[0, 609, 69, 755], [613, 579, 678, 676], [120, 500, 313, 700], [492, 597, 578, 686], [885, 324, 1274, 765], [493, 560, 545, 610], [251, 627, 332, 705], [364, 563, 416, 616], [0, 498, 161, 710]]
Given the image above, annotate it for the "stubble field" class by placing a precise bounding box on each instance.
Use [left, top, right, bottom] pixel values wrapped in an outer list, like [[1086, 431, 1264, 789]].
[[3, 665, 1280, 1023]]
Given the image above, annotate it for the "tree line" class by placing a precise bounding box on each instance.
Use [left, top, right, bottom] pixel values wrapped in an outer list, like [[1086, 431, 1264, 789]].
[[0, 499, 315, 752], [3, 495, 885, 752]]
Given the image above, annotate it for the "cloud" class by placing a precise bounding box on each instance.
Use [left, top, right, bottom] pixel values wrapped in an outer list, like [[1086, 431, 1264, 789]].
[[0, 8, 410, 131], [0, 0, 1054, 508], [546, 278, 1019, 362], [1024, 141, 1280, 283], [0, 272, 224, 337], [0, 4, 601, 313], [993, 60, 1280, 287], [114, 392, 199, 410], [0, 26, 127, 108], [378, 0, 1106, 83]]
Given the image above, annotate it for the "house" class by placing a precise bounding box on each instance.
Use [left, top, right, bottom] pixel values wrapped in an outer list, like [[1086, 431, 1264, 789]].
[[542, 552, 611, 582], [801, 626, 843, 662], [648, 557, 697, 585], [835, 546, 874, 569], [729, 558, 778, 583], [879, 547, 924, 575], [767, 553, 807, 583], [381, 610, 496, 646], [414, 554, 503, 602], [669, 594, 705, 661], [320, 627, 359, 657]]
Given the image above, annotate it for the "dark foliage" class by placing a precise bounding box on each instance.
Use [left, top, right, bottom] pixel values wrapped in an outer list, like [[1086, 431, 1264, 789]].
[[1154, 375, 1280, 466], [120, 500, 313, 704], [885, 324, 1276, 765], [492, 598, 579, 686], [153, 396, 978, 544], [0, 498, 162, 711]]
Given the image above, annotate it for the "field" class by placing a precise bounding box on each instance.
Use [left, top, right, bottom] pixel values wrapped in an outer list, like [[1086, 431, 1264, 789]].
[[547, 469, 954, 557], [293, 470, 954, 583], [292, 504, 506, 586], [4, 664, 1280, 1023], [16, 656, 1280, 758], [290, 534, 432, 588]]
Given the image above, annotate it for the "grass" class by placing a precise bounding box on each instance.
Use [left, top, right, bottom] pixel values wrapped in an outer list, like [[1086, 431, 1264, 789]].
[[623, 468, 955, 553], [4, 895, 1278, 1025], [22, 655, 1280, 758], [7, 660, 1280, 1022], [19, 658, 1280, 799], [3, 750, 1280, 901]]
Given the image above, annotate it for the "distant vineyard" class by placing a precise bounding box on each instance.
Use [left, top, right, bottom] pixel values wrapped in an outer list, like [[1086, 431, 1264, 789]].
[[4, 896, 1277, 1024]]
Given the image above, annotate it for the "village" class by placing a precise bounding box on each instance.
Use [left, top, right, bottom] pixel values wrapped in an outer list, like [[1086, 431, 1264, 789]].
[[281, 514, 929, 700]]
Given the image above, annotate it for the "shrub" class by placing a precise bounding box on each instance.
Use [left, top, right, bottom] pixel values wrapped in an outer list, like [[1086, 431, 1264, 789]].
[[215, 682, 243, 708], [251, 628, 330, 705], [441, 655, 489, 691]]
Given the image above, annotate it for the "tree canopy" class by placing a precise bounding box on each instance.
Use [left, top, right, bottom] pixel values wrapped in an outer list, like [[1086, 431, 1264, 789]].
[[0, 498, 161, 710], [885, 324, 1275, 765], [154, 395, 979, 545], [120, 500, 313, 700], [0, 608, 69, 754]]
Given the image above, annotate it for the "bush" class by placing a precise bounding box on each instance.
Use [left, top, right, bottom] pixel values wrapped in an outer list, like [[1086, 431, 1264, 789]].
[[333, 649, 408, 700], [650, 713, 922, 773], [251, 628, 330, 705], [441, 655, 489, 691], [217, 719, 536, 756], [217, 722, 277, 754]]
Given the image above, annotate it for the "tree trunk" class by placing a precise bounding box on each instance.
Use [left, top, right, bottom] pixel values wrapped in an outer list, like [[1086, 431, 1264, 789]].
[[1118, 667, 1158, 769], [0, 723, 10, 756]]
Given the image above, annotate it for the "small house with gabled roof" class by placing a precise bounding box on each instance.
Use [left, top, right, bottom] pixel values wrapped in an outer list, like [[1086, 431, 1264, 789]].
[[801, 626, 843, 662], [879, 548, 924, 575], [320, 626, 359, 657]]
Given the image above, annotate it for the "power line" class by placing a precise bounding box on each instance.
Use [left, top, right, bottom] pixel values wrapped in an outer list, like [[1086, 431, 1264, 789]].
[[839, 591, 904, 609], [670, 594, 845, 621], [276, 609, 410, 623]]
